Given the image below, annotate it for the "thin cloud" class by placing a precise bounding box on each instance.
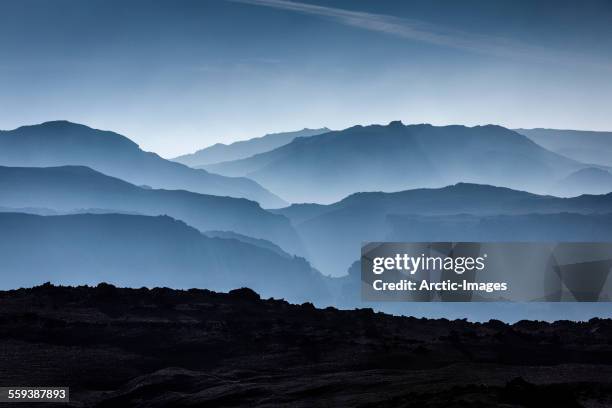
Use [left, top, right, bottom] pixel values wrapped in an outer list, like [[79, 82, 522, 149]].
[[231, 0, 610, 70]]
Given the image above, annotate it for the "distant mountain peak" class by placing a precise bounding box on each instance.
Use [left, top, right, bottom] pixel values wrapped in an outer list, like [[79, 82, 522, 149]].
[[553, 167, 612, 196], [5, 121, 140, 149], [13, 120, 88, 132], [0, 121, 286, 207], [339, 183, 536, 204], [446, 182, 533, 195], [173, 127, 331, 167], [24, 120, 103, 131], [204, 121, 583, 203], [38, 120, 76, 127], [478, 124, 507, 130]]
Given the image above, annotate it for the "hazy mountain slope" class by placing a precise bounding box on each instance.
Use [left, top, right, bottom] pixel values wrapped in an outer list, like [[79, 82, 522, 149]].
[[206, 121, 583, 203], [553, 167, 612, 196], [0, 213, 328, 304], [516, 128, 612, 167], [276, 183, 612, 275], [387, 212, 612, 242], [174, 128, 330, 167], [204, 230, 292, 258], [0, 121, 285, 208], [276, 182, 612, 225], [269, 203, 329, 225], [0, 166, 303, 255]]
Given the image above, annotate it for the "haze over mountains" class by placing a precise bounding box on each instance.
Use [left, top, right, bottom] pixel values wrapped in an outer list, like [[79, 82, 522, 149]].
[[173, 127, 330, 167], [275, 183, 612, 275], [554, 167, 612, 196], [2, 119, 612, 319], [0, 165, 303, 256], [0, 121, 285, 208], [204, 121, 588, 203], [517, 128, 612, 167], [0, 212, 328, 304]]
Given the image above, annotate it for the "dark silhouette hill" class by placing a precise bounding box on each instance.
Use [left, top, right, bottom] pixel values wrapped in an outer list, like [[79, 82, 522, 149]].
[[0, 121, 285, 207], [0, 165, 303, 255], [174, 127, 330, 167], [1, 284, 611, 407], [274, 183, 612, 275], [206, 121, 583, 203], [0, 213, 327, 304], [517, 128, 612, 167]]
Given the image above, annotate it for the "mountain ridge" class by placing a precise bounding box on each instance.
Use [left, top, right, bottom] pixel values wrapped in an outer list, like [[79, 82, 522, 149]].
[[205, 121, 585, 203], [516, 128, 612, 168], [0, 212, 328, 304], [274, 182, 612, 275], [553, 167, 612, 196], [0, 121, 286, 208], [173, 127, 330, 167], [0, 165, 304, 255]]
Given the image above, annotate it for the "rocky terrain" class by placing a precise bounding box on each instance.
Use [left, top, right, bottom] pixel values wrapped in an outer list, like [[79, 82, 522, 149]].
[[1, 284, 611, 407]]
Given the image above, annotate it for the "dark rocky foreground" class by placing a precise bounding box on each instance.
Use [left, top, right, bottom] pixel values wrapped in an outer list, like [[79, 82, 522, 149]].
[[1, 284, 612, 407]]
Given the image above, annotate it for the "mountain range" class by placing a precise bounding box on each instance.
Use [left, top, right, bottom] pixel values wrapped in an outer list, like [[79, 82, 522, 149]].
[[517, 128, 612, 167], [173, 127, 330, 167], [0, 212, 329, 304], [203, 121, 586, 203], [553, 167, 612, 196], [0, 121, 285, 207], [4, 119, 612, 308], [274, 183, 612, 275], [0, 165, 303, 255]]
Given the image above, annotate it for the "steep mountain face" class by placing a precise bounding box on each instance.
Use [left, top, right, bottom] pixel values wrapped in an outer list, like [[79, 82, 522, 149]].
[[0, 121, 285, 208], [553, 167, 612, 196], [174, 127, 330, 167], [517, 128, 612, 167], [0, 213, 328, 304], [275, 183, 612, 275], [0, 166, 303, 256], [206, 121, 583, 203]]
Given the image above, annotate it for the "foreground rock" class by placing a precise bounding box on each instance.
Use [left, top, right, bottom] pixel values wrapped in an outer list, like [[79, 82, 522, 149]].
[[0, 284, 611, 407]]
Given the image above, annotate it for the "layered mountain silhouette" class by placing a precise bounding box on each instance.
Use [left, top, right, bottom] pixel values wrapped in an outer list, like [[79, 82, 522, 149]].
[[173, 127, 330, 167], [0, 165, 303, 255], [274, 183, 612, 275], [517, 128, 612, 167], [387, 212, 612, 242], [205, 121, 584, 203], [0, 213, 329, 304], [0, 121, 285, 207], [204, 230, 292, 259], [553, 167, 612, 196]]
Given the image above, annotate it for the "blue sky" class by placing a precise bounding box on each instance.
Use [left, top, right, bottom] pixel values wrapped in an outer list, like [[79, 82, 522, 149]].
[[1, 0, 611, 157]]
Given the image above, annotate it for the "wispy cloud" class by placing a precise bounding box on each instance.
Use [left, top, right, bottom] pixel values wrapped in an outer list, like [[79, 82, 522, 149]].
[[231, 0, 609, 70]]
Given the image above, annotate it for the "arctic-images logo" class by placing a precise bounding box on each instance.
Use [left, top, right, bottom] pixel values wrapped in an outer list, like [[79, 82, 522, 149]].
[[372, 253, 488, 275]]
